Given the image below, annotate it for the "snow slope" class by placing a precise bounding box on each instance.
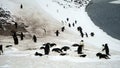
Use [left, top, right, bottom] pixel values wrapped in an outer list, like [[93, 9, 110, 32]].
[[35, 0, 120, 51], [0, 0, 120, 68], [110, 0, 120, 4], [0, 0, 63, 37]]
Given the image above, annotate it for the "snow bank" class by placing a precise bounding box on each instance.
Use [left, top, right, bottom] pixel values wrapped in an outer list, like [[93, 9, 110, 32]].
[[109, 0, 120, 4]]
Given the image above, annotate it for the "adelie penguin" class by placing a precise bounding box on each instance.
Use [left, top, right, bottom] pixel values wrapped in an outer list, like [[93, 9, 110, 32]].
[[20, 4, 23, 9]]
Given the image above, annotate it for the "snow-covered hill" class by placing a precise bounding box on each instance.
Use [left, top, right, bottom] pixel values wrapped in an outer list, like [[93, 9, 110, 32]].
[[0, 0, 120, 68]]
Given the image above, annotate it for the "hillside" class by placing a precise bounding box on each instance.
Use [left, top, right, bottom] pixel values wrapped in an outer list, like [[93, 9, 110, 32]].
[[0, 0, 120, 68]]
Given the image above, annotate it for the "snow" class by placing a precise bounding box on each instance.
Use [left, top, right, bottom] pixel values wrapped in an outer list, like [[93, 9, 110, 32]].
[[109, 0, 120, 4], [0, 55, 120, 68], [36, 0, 120, 51], [0, 0, 120, 68]]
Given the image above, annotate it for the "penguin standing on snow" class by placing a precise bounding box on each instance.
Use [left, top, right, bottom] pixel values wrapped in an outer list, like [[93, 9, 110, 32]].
[[33, 35, 37, 43], [20, 32, 24, 40], [0, 45, 3, 54], [44, 43, 50, 55], [77, 26, 84, 38], [55, 30, 60, 36], [61, 26, 65, 32], [20, 4, 23, 9], [102, 43, 110, 56], [77, 45, 83, 54]]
